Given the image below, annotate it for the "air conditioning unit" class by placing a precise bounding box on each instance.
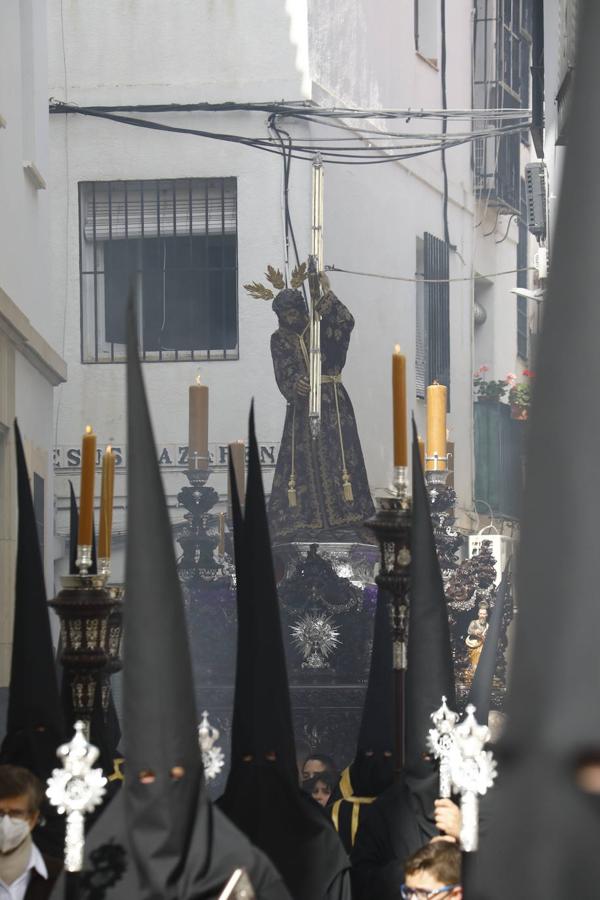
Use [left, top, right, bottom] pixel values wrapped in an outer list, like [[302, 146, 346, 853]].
[[467, 533, 517, 586], [525, 162, 547, 242]]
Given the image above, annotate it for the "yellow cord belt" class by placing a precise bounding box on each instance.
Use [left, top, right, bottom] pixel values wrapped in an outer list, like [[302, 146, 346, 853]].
[[288, 341, 353, 505]]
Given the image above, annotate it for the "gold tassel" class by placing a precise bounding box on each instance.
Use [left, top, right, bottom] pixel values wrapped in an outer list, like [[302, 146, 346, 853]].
[[343, 472, 353, 503], [288, 476, 297, 507]]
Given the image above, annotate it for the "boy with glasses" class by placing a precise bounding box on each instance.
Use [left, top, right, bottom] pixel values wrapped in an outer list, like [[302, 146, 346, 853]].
[[400, 841, 462, 900]]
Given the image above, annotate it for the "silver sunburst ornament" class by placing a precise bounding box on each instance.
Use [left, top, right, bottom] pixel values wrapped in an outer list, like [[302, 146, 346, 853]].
[[198, 710, 225, 781], [450, 704, 497, 852], [46, 721, 107, 872], [427, 695, 460, 799], [290, 611, 340, 669]]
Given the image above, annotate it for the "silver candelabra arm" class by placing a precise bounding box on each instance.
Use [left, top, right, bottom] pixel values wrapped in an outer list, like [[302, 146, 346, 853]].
[[46, 721, 107, 872], [449, 705, 497, 852]]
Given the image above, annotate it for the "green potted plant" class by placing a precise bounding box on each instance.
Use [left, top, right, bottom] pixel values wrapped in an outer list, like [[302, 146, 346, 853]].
[[508, 370, 534, 421], [473, 365, 509, 402]]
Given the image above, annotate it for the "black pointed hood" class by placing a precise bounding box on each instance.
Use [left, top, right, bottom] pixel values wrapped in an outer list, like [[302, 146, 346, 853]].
[[123, 304, 206, 894], [349, 588, 394, 796], [0, 423, 66, 857], [219, 405, 350, 900], [69, 481, 78, 574], [405, 420, 455, 780], [467, 564, 511, 726], [467, 3, 600, 896], [238, 404, 297, 778], [228, 450, 254, 766], [55, 309, 292, 900], [1, 421, 64, 770]]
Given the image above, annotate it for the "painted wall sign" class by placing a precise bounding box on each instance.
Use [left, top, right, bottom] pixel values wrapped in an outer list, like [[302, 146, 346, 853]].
[[53, 442, 280, 470]]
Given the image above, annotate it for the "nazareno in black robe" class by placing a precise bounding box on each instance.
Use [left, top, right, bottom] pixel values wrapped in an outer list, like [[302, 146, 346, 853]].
[[219, 407, 351, 900], [52, 304, 291, 900]]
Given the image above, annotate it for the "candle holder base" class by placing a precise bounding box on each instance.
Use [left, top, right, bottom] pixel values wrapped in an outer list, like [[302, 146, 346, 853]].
[[177, 469, 230, 586], [97, 558, 111, 578], [75, 545, 93, 575]]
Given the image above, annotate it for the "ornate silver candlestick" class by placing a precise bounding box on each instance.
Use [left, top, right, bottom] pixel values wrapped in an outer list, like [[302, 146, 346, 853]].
[[450, 704, 497, 852], [46, 722, 107, 872], [428, 695, 459, 799], [177, 464, 227, 585], [365, 466, 412, 779]]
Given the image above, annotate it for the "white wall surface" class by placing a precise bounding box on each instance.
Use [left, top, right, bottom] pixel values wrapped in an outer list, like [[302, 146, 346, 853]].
[[0, 0, 51, 346], [47, 0, 529, 564]]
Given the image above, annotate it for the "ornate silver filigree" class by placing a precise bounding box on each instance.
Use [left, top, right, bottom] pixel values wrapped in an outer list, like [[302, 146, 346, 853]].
[[450, 705, 497, 852], [46, 721, 107, 872], [290, 611, 340, 668], [427, 696, 460, 799], [198, 710, 226, 782]]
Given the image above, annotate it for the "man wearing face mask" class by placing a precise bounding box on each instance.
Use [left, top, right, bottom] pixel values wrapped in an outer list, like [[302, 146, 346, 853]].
[[0, 766, 61, 900]]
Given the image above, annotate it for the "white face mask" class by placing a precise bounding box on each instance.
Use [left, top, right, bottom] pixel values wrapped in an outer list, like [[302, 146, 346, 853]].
[[0, 817, 30, 854]]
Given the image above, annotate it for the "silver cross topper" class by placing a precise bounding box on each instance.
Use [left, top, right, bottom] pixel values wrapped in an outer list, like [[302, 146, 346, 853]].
[[198, 710, 226, 782], [46, 721, 107, 872], [427, 695, 460, 799], [449, 705, 497, 852]]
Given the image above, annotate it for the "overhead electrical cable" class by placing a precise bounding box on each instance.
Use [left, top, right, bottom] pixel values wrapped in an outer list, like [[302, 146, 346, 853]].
[[323, 264, 536, 284], [48, 102, 529, 166]]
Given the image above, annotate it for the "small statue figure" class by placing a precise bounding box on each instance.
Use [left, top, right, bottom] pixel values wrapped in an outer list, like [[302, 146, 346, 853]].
[[465, 601, 490, 672]]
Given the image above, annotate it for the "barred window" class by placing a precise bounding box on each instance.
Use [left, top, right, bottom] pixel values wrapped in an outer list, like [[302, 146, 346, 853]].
[[79, 178, 238, 363], [501, 0, 522, 99], [416, 233, 450, 402]]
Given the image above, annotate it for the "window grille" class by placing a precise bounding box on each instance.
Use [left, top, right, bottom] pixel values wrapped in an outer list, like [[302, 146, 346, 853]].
[[416, 233, 450, 402], [520, 0, 533, 145], [473, 0, 526, 213], [79, 178, 238, 363]]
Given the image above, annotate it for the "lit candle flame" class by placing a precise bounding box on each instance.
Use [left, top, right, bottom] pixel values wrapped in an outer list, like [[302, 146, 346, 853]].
[[195, 374, 202, 385], [394, 344, 401, 354], [106, 445, 112, 454], [85, 425, 93, 435]]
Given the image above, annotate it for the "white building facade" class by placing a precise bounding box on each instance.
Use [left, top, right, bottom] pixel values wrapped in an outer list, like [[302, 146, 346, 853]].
[[0, 0, 67, 686], [48, 0, 535, 582]]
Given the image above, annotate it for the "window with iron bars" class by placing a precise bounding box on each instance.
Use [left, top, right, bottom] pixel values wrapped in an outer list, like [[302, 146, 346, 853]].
[[79, 178, 238, 363], [473, 0, 530, 213], [416, 233, 450, 404]]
